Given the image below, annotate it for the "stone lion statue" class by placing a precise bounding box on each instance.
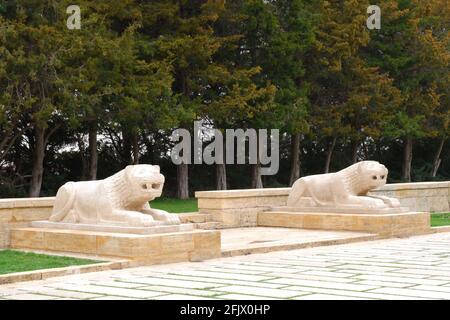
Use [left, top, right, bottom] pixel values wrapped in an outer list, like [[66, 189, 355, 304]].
[[49, 164, 181, 227], [287, 160, 401, 209]]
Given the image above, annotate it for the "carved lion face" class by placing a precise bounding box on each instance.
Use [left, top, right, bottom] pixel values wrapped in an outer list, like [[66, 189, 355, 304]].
[[357, 160, 388, 190], [125, 164, 165, 201]]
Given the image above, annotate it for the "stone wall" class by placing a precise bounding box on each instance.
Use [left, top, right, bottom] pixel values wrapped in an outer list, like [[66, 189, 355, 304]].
[[196, 188, 290, 228], [0, 197, 54, 248], [196, 181, 450, 228], [368, 181, 450, 213]]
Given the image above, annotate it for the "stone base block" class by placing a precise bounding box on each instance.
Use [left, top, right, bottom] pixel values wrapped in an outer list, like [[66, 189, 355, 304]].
[[30, 221, 194, 235], [202, 208, 260, 228], [10, 227, 221, 264], [269, 206, 409, 214], [196, 188, 290, 228], [258, 211, 431, 237]]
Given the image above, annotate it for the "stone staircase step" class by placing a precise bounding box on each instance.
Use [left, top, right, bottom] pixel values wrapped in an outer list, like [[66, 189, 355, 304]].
[[194, 222, 221, 230], [179, 213, 212, 224]]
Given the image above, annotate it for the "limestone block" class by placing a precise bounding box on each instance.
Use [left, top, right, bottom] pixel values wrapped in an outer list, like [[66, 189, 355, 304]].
[[205, 210, 241, 228], [10, 228, 45, 250], [10, 227, 221, 263], [0, 231, 8, 248], [96, 234, 161, 258], [239, 210, 259, 227], [0, 211, 13, 222], [44, 230, 97, 254], [160, 232, 194, 253], [198, 197, 258, 210], [31, 220, 193, 235], [199, 208, 263, 228], [258, 211, 430, 237], [0, 271, 43, 284], [0, 197, 54, 209], [369, 181, 450, 213], [0, 199, 17, 209], [190, 231, 221, 261], [12, 207, 52, 222], [196, 188, 290, 199], [192, 231, 220, 250], [197, 194, 288, 211], [179, 213, 210, 223]]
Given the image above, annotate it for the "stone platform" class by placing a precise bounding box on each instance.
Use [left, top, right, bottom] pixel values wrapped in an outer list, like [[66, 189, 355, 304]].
[[30, 221, 194, 235], [258, 211, 431, 237], [9, 225, 221, 264], [269, 206, 409, 214]]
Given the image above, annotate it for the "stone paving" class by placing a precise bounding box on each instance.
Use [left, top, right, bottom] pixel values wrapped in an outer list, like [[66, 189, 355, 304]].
[[1, 232, 450, 300]]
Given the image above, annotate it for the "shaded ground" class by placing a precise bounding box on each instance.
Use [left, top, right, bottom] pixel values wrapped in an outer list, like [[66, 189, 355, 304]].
[[0, 250, 101, 275]]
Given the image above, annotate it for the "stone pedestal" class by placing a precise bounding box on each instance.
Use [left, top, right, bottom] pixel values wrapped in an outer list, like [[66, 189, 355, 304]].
[[196, 188, 290, 228], [258, 211, 430, 237], [30, 221, 194, 235], [10, 225, 221, 264], [0, 197, 54, 248]]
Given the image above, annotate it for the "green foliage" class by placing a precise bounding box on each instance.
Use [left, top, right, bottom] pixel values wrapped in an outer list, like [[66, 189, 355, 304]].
[[0, 0, 449, 196]]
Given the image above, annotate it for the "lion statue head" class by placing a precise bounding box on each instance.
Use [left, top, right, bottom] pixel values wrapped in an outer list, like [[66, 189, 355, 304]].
[[355, 160, 388, 195], [122, 164, 165, 203]]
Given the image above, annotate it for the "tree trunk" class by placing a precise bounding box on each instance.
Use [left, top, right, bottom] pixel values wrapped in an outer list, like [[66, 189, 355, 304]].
[[215, 141, 227, 190], [216, 164, 227, 190], [76, 134, 88, 180], [351, 140, 359, 164], [324, 136, 337, 173], [88, 123, 98, 180], [29, 125, 46, 197], [0, 131, 21, 163], [251, 134, 263, 189], [132, 131, 139, 165], [289, 133, 301, 186], [121, 128, 132, 166], [176, 163, 189, 199], [431, 137, 445, 178], [402, 137, 413, 182], [251, 162, 263, 189]]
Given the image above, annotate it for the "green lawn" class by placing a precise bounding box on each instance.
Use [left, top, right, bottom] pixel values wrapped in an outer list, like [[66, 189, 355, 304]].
[[0, 250, 102, 275], [150, 198, 198, 213], [431, 213, 450, 227]]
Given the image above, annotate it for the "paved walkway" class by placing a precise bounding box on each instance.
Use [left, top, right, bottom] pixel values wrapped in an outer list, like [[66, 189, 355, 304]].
[[1, 232, 450, 300]]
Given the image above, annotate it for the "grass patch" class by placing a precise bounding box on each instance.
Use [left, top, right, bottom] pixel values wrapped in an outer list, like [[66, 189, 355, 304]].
[[150, 198, 198, 213], [0, 250, 102, 275], [431, 213, 450, 227]]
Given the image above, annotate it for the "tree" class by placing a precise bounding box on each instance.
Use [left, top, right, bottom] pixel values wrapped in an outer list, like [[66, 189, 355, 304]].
[[308, 0, 372, 173], [266, 0, 315, 185], [366, 0, 448, 181], [0, 1, 78, 196], [141, 0, 228, 198]]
